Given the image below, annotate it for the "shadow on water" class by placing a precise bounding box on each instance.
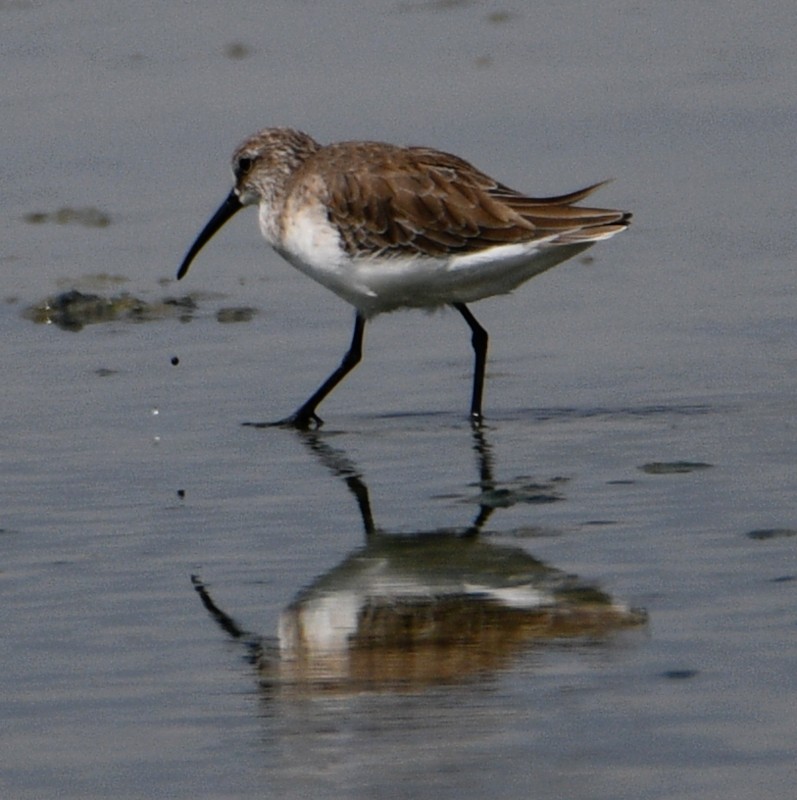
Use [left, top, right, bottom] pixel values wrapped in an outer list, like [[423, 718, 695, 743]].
[[192, 428, 646, 696]]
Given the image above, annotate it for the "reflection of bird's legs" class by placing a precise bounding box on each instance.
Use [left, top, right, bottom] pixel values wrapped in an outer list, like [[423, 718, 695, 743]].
[[191, 575, 248, 639], [298, 425, 499, 539], [299, 431, 377, 537], [467, 425, 497, 535]]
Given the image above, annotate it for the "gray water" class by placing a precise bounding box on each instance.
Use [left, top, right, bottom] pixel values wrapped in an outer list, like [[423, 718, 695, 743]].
[[2, 2, 796, 798]]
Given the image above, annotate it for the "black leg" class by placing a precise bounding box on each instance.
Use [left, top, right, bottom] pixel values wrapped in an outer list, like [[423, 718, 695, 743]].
[[284, 313, 366, 429], [453, 302, 488, 424]]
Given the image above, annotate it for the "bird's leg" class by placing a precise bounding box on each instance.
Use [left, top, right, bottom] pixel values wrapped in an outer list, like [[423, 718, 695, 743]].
[[453, 302, 488, 424], [281, 313, 366, 430]]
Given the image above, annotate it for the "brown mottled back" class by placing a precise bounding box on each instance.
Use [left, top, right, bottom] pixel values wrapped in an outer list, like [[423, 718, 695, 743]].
[[292, 141, 630, 259]]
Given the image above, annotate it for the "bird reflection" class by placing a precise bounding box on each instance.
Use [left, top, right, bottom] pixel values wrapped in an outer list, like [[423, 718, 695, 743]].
[[193, 429, 646, 693]]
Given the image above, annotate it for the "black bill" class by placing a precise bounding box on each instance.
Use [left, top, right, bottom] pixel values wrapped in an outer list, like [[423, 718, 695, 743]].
[[177, 190, 244, 280]]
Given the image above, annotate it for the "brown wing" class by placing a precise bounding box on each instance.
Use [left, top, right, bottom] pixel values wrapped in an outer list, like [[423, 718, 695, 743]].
[[307, 142, 630, 259]]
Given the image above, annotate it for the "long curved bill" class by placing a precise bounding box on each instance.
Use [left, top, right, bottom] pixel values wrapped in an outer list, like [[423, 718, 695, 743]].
[[177, 190, 243, 280]]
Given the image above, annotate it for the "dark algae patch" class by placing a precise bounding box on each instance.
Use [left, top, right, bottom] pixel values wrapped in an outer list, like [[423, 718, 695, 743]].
[[746, 528, 797, 541], [23, 207, 111, 228], [639, 461, 713, 475], [24, 290, 200, 331]]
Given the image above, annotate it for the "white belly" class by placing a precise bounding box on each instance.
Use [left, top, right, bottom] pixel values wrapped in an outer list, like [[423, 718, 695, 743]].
[[269, 201, 594, 318]]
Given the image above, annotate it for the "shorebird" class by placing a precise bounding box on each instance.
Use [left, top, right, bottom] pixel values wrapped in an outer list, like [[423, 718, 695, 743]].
[[177, 127, 631, 428]]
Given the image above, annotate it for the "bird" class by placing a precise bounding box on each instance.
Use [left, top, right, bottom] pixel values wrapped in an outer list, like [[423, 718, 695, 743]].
[[176, 127, 631, 429]]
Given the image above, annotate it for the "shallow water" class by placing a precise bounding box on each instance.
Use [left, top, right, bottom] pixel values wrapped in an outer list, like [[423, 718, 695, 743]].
[[2, 2, 796, 799]]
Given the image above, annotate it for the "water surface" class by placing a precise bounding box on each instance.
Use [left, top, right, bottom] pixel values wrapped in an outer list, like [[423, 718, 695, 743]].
[[2, 2, 795, 799]]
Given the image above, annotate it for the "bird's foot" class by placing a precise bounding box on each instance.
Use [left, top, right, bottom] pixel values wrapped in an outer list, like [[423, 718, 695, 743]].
[[242, 410, 324, 431]]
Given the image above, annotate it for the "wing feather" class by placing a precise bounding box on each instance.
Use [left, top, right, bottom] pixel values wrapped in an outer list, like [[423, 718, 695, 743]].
[[300, 142, 630, 259]]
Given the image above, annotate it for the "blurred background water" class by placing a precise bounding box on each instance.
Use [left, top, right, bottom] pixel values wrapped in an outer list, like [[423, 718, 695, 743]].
[[2, 2, 795, 798]]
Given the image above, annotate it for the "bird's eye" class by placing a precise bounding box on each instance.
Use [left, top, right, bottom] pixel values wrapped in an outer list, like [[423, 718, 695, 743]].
[[236, 156, 253, 176]]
